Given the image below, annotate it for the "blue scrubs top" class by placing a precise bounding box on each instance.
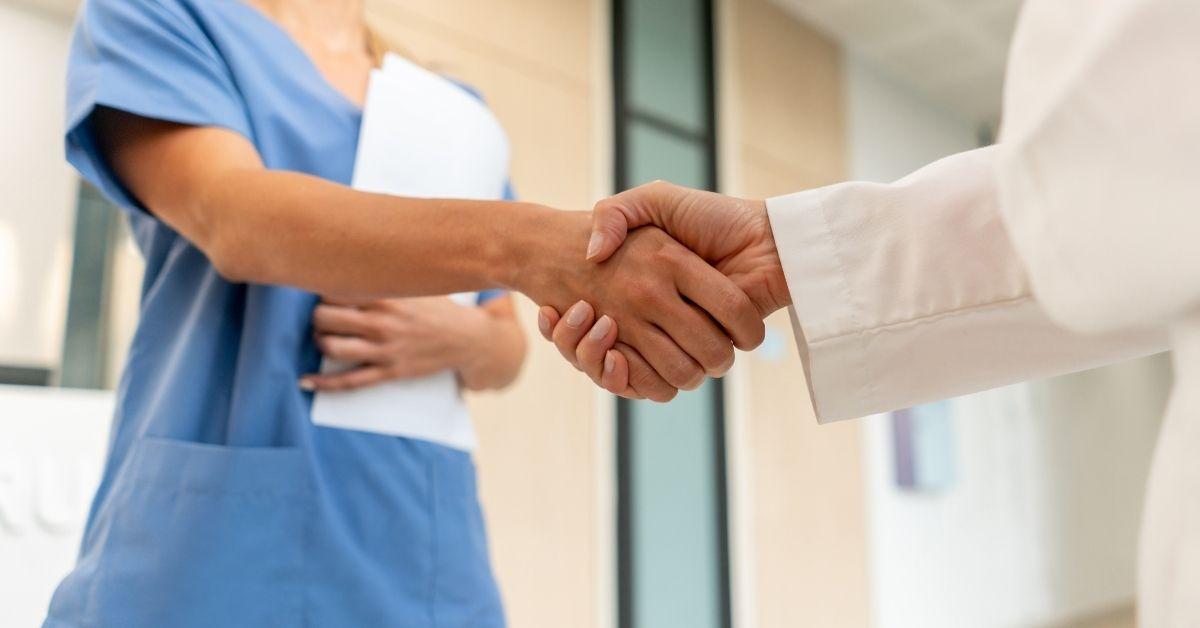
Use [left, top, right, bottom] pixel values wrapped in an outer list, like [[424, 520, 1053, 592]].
[[45, 1, 507, 626]]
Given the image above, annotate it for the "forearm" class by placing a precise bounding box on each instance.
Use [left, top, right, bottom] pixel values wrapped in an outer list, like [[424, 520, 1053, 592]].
[[455, 303, 527, 391], [199, 168, 562, 298], [102, 112, 592, 307]]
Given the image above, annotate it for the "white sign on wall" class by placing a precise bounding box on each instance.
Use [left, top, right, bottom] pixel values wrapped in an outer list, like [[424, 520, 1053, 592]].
[[0, 386, 111, 628]]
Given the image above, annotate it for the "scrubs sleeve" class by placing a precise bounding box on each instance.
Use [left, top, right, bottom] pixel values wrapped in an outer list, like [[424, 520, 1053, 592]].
[[64, 0, 253, 212], [476, 290, 507, 305], [476, 180, 518, 305]]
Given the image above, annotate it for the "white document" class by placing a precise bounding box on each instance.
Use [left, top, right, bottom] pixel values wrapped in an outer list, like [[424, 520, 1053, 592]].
[[310, 54, 510, 451]]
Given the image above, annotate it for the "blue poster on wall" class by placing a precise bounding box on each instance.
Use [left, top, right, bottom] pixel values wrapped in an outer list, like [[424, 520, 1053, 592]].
[[892, 401, 956, 492]]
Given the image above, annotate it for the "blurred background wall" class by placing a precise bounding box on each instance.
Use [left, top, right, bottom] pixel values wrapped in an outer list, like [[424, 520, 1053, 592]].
[[0, 1, 74, 375], [0, 1, 1172, 627]]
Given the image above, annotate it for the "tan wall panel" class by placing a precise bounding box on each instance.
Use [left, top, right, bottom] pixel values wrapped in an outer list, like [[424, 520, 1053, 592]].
[[725, 1, 869, 626], [467, 300, 601, 628], [740, 164, 870, 628], [367, 3, 604, 628], [732, 0, 845, 184], [364, 7, 595, 211], [366, 0, 591, 90]]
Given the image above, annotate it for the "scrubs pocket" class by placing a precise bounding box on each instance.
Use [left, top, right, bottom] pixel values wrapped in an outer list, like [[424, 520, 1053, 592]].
[[85, 438, 311, 628]]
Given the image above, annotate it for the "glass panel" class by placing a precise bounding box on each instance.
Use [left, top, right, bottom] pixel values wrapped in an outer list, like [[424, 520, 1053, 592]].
[[628, 381, 723, 628], [617, 1, 727, 626], [624, 0, 707, 134], [627, 120, 707, 188], [59, 184, 123, 389]]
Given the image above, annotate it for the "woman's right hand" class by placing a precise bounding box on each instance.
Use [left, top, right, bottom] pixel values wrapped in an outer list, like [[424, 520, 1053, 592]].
[[517, 218, 761, 401], [536, 301, 632, 397]]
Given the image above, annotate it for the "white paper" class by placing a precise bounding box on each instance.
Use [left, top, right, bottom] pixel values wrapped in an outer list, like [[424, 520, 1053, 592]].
[[310, 55, 510, 451]]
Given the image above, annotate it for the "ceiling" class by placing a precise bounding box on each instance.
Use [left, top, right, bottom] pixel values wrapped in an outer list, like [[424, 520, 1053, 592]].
[[771, 0, 1024, 124]]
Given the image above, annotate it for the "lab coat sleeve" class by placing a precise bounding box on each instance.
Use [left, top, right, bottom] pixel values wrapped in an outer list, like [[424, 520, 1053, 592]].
[[995, 0, 1200, 334], [766, 146, 1168, 423]]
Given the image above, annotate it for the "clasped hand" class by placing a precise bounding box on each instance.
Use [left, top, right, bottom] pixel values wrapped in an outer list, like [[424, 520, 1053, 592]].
[[535, 181, 792, 401]]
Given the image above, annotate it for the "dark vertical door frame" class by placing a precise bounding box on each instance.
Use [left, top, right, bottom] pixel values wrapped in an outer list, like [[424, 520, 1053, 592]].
[[611, 0, 732, 626]]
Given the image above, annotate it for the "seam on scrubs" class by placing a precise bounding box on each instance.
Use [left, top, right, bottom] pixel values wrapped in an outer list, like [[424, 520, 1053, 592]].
[[428, 459, 439, 628], [110, 486, 307, 499], [301, 479, 313, 628]]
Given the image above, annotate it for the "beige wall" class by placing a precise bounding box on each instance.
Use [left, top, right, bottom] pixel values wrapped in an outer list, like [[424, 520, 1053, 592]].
[[365, 2, 609, 627], [721, 1, 870, 626], [0, 3, 75, 369]]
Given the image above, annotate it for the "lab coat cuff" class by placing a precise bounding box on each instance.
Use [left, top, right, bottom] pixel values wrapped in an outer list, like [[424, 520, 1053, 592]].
[[767, 189, 859, 422]]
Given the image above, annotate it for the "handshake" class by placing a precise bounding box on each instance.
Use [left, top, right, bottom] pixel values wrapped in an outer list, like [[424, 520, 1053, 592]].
[[515, 181, 793, 402]]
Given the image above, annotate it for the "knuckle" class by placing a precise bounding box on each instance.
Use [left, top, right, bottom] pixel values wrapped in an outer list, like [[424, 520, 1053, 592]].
[[552, 319, 581, 344], [628, 362, 658, 391], [699, 336, 734, 373], [355, 317, 380, 339], [626, 279, 658, 305], [575, 343, 597, 367], [319, 337, 342, 356], [718, 287, 751, 321], [747, 319, 766, 348], [648, 387, 678, 403], [651, 240, 682, 265], [642, 290, 670, 313], [664, 358, 702, 389], [722, 291, 766, 348], [371, 318, 399, 340], [371, 343, 397, 362], [554, 332, 581, 358]]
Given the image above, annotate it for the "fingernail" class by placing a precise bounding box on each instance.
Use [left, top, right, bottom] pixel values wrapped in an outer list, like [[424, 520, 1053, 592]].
[[589, 315, 613, 340], [298, 378, 315, 391], [564, 301, 589, 327], [604, 352, 616, 374], [537, 310, 550, 335], [586, 232, 605, 260]]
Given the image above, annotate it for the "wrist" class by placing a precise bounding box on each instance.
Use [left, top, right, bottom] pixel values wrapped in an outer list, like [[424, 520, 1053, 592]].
[[495, 206, 590, 306], [487, 203, 551, 293], [447, 303, 491, 372], [752, 199, 793, 313]]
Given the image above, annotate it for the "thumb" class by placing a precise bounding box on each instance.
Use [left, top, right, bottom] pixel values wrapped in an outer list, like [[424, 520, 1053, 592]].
[[585, 200, 635, 262], [589, 185, 671, 262], [588, 181, 680, 262]]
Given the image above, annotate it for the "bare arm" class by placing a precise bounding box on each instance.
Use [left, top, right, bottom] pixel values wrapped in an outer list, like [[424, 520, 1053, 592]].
[[97, 109, 552, 298], [459, 296, 527, 390], [96, 109, 766, 400]]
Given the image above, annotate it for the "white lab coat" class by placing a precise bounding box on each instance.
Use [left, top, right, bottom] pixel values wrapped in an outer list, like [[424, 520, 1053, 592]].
[[765, 0, 1200, 624]]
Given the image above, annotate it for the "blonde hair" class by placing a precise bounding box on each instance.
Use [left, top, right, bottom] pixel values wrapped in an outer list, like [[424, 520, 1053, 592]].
[[365, 26, 422, 69]]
